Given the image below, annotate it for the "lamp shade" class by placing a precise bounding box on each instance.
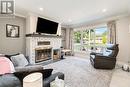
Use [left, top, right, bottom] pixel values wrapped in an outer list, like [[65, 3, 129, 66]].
[[23, 72, 43, 87]]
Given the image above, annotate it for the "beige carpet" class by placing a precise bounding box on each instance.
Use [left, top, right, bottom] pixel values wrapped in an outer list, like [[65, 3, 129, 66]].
[[44, 57, 113, 87]]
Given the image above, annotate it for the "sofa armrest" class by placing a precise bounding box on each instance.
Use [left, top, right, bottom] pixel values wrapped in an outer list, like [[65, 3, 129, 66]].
[[14, 65, 43, 82], [95, 54, 116, 59], [90, 52, 103, 55], [0, 74, 21, 87], [15, 65, 43, 72], [95, 54, 116, 61]]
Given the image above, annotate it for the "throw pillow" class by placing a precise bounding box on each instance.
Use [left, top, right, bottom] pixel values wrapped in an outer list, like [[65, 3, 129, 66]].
[[103, 50, 112, 56], [10, 54, 29, 67], [0, 57, 15, 75], [5, 53, 20, 60], [14, 68, 53, 82], [14, 66, 44, 82], [42, 69, 53, 79]]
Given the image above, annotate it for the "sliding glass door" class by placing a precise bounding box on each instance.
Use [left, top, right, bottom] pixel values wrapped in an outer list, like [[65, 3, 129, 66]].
[[74, 31, 81, 52], [74, 27, 108, 53], [94, 27, 108, 52]]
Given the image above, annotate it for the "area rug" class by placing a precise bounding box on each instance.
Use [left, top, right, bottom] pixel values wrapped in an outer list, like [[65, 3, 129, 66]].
[[44, 57, 113, 87]]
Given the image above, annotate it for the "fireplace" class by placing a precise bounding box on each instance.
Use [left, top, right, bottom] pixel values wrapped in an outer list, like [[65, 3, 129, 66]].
[[26, 34, 62, 64], [35, 47, 52, 63]]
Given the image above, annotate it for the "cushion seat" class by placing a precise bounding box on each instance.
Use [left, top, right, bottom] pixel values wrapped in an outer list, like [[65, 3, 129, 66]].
[[0, 74, 21, 87]]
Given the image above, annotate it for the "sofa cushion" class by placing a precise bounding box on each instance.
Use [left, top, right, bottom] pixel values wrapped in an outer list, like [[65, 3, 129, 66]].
[[103, 50, 112, 56], [0, 74, 21, 87], [42, 69, 53, 79], [10, 54, 29, 67]]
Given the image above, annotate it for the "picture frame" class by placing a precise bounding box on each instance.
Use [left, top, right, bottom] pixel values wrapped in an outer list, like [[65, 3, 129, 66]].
[[6, 24, 20, 38]]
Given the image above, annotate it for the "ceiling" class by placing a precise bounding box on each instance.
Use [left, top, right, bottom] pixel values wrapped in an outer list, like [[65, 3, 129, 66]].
[[15, 0, 130, 27]]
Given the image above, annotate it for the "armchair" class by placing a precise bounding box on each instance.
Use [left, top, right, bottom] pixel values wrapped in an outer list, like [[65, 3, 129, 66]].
[[90, 44, 119, 69]]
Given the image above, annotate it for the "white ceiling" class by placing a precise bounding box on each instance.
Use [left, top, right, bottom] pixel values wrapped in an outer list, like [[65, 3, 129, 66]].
[[15, 0, 130, 27]]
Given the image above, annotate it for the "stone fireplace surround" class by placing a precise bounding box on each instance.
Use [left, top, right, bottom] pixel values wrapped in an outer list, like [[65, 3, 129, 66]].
[[26, 34, 62, 64]]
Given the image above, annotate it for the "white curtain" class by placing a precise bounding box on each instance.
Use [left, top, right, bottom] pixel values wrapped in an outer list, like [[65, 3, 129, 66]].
[[65, 28, 74, 55], [107, 21, 117, 44], [69, 29, 74, 55]]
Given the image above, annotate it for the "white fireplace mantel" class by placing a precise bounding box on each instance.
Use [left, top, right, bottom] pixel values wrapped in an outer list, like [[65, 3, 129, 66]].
[[26, 34, 62, 64]]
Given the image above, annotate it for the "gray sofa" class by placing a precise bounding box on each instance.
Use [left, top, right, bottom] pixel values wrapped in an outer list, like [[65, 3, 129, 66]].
[[0, 72, 64, 87], [0, 54, 64, 87]]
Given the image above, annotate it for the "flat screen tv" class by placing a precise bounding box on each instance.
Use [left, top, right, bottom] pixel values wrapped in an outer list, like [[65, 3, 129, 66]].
[[36, 17, 59, 34]]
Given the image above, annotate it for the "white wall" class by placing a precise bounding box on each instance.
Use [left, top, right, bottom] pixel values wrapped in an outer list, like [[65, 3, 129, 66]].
[[0, 16, 26, 55], [26, 14, 61, 35], [65, 29, 70, 49], [116, 16, 130, 63], [26, 14, 37, 34]]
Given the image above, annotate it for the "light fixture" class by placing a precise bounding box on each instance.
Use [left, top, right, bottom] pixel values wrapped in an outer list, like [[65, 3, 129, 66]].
[[102, 9, 107, 12], [39, 8, 43, 11], [68, 19, 72, 22]]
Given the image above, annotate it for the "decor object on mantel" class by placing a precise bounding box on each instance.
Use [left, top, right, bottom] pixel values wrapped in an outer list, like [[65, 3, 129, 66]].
[[6, 24, 20, 38], [26, 33, 62, 38]]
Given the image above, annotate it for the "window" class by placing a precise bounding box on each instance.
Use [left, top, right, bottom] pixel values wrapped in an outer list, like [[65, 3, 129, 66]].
[[74, 27, 108, 53], [95, 27, 108, 52], [74, 31, 81, 51]]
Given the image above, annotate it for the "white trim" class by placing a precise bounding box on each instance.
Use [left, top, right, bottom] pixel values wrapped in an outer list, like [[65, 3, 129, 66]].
[[129, 24, 130, 33], [74, 23, 107, 31], [15, 13, 26, 18]]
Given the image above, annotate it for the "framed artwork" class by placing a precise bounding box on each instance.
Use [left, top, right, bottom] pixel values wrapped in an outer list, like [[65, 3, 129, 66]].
[[6, 24, 20, 38]]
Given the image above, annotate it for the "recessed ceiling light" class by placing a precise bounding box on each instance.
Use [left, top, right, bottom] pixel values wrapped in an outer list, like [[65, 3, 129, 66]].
[[39, 8, 43, 11], [68, 19, 72, 22], [102, 9, 107, 12]]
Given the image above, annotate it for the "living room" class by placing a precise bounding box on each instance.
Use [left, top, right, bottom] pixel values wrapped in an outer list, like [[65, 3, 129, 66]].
[[0, 0, 130, 87]]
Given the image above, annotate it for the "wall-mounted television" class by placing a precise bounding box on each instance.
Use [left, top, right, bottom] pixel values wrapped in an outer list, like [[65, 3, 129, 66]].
[[36, 17, 59, 34]]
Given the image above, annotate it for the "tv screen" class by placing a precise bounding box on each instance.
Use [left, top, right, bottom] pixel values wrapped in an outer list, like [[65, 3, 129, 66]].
[[36, 17, 58, 34]]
